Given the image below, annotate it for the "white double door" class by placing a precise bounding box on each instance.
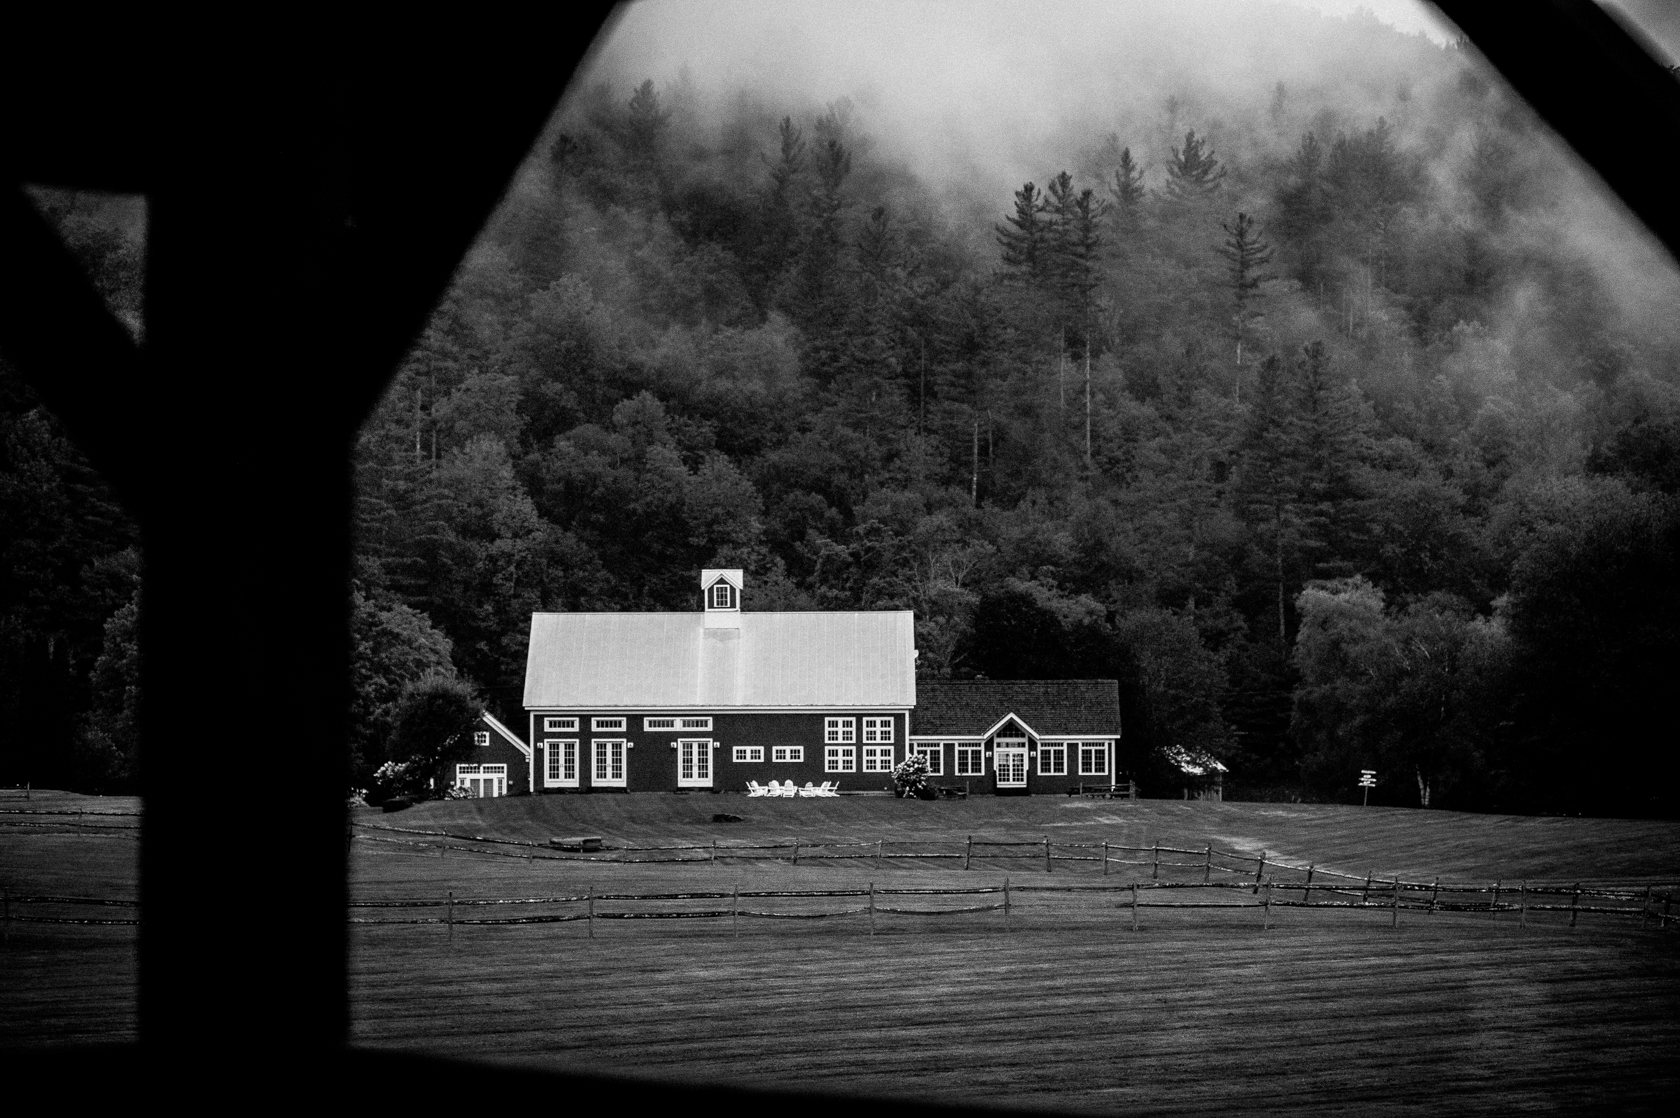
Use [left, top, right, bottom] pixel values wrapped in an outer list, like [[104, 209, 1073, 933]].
[[676, 738, 713, 787], [994, 739, 1027, 788]]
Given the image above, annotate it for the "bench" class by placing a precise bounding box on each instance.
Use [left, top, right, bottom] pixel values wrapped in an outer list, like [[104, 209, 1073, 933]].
[[933, 785, 969, 800], [1067, 782, 1137, 800], [549, 835, 603, 851]]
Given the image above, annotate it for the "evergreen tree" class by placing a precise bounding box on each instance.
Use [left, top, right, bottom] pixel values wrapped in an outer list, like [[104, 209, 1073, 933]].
[[1109, 147, 1146, 233], [1163, 129, 1226, 203], [1217, 212, 1275, 367], [994, 181, 1050, 284]]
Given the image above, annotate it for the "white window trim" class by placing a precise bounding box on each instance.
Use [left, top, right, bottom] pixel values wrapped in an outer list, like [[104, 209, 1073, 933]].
[[910, 743, 943, 776], [733, 746, 764, 763], [473, 731, 491, 748], [862, 716, 894, 743], [772, 746, 804, 763], [592, 717, 627, 732], [644, 717, 679, 731], [955, 743, 985, 777], [994, 740, 1028, 787], [592, 738, 628, 786], [861, 745, 894, 772], [543, 739, 580, 788], [455, 763, 508, 797], [544, 717, 578, 733], [1079, 743, 1109, 777], [825, 745, 857, 773], [1038, 741, 1068, 777], [679, 716, 713, 731], [825, 717, 856, 744]]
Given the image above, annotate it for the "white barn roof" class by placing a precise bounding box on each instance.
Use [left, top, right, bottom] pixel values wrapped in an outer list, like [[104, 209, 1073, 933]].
[[524, 611, 917, 710]]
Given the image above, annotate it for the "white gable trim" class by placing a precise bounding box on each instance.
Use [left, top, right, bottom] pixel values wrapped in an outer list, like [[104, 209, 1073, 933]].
[[481, 711, 531, 758], [981, 712, 1040, 741]]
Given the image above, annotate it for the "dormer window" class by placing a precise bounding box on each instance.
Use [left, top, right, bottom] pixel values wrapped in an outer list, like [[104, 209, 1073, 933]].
[[701, 569, 743, 617], [710, 582, 732, 609]]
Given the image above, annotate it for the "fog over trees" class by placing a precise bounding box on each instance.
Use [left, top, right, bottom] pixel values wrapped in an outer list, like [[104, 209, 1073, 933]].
[[4, 2, 1677, 813]]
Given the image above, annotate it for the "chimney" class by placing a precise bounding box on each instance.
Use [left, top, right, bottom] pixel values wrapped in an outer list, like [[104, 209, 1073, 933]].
[[702, 569, 743, 627]]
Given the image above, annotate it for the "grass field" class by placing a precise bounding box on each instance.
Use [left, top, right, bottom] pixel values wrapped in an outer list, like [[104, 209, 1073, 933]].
[[7, 789, 1680, 1113]]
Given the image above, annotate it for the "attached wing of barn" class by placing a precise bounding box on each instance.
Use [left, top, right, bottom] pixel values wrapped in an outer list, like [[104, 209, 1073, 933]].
[[912, 679, 1121, 737]]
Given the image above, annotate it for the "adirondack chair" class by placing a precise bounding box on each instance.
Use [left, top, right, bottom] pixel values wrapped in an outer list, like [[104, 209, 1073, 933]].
[[766, 780, 790, 797], [746, 781, 768, 797], [797, 782, 821, 797], [818, 781, 839, 796]]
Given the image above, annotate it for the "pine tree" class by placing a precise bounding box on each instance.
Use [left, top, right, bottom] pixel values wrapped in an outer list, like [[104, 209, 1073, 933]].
[[1163, 129, 1226, 203], [994, 181, 1050, 284], [1109, 147, 1146, 233], [1218, 212, 1275, 367]]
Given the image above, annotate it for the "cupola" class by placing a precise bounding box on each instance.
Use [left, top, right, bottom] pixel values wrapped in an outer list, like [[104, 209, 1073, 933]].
[[701, 569, 743, 627]]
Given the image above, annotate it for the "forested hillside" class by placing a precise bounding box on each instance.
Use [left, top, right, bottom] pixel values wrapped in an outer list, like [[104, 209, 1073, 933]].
[[4, 7, 1676, 813], [351, 8, 1680, 815]]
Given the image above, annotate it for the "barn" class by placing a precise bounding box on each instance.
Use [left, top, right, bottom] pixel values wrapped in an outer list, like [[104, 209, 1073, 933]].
[[523, 570, 916, 794], [520, 571, 1122, 796], [907, 679, 1123, 796]]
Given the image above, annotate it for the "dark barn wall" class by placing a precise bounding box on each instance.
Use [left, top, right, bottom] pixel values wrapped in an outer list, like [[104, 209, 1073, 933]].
[[527, 710, 907, 793], [466, 720, 530, 795]]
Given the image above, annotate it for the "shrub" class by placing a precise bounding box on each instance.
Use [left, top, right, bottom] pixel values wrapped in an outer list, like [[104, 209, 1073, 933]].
[[892, 754, 931, 798]]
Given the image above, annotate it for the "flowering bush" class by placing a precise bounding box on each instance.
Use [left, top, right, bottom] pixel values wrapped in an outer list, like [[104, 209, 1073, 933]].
[[892, 753, 931, 798], [372, 759, 422, 802]]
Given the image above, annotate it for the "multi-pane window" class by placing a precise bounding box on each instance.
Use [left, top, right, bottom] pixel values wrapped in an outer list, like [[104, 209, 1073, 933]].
[[544, 740, 579, 786], [644, 717, 678, 731], [773, 746, 804, 763], [825, 746, 856, 772], [544, 717, 577, 733], [592, 717, 626, 732], [825, 718, 856, 743], [1079, 744, 1108, 776], [733, 746, 764, 763], [677, 739, 711, 786], [473, 731, 490, 748], [910, 743, 943, 775], [710, 582, 731, 608], [862, 745, 893, 772], [1038, 742, 1067, 776], [680, 717, 712, 731], [593, 739, 626, 785], [862, 717, 893, 743], [955, 745, 984, 776]]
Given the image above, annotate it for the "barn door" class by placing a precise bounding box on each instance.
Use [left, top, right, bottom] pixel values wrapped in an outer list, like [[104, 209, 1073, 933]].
[[677, 738, 713, 788]]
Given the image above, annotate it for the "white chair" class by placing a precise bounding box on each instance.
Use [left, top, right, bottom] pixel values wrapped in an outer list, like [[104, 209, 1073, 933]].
[[819, 781, 839, 796], [746, 781, 768, 797], [797, 782, 821, 797], [776, 780, 797, 798]]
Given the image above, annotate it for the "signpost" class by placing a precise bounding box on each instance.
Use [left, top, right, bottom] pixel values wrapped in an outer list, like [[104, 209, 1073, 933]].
[[1359, 769, 1377, 806]]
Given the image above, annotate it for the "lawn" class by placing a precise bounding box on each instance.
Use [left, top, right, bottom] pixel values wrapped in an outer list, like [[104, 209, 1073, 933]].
[[7, 789, 1680, 1113]]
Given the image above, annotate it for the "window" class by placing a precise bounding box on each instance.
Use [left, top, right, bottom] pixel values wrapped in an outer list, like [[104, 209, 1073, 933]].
[[956, 745, 984, 776], [862, 745, 893, 772], [910, 743, 943, 776], [710, 582, 731, 609], [456, 763, 508, 798], [1038, 742, 1067, 776], [825, 746, 856, 772], [473, 731, 490, 748], [544, 717, 577, 733], [733, 746, 764, 763], [1079, 744, 1108, 776], [862, 716, 894, 743], [593, 739, 627, 786], [544, 739, 579, 787], [679, 717, 712, 731], [644, 717, 678, 731], [825, 717, 855, 743], [772, 746, 803, 763], [592, 717, 626, 732]]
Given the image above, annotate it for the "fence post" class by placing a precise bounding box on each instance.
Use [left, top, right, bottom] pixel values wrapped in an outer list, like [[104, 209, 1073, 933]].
[[1203, 845, 1212, 885], [1004, 876, 1011, 926], [878, 838, 885, 870], [1044, 835, 1052, 873], [1304, 865, 1315, 906], [868, 881, 876, 936], [965, 835, 972, 871], [1519, 880, 1527, 929], [1362, 870, 1372, 904], [1263, 881, 1273, 930], [1570, 882, 1581, 928], [1253, 852, 1266, 895], [447, 890, 454, 942], [1131, 880, 1139, 932], [1151, 843, 1160, 881], [1103, 841, 1109, 876], [1429, 878, 1439, 916], [1391, 877, 1401, 928], [1491, 880, 1501, 918], [587, 885, 595, 940], [732, 882, 739, 939]]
